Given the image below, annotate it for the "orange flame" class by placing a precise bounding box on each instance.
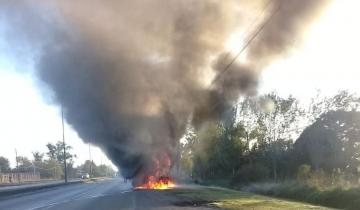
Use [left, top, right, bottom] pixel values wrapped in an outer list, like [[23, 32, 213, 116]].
[[135, 176, 175, 190]]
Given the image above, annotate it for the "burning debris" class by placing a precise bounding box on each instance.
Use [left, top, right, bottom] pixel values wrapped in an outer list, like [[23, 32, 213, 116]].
[[135, 176, 176, 190], [0, 0, 329, 188]]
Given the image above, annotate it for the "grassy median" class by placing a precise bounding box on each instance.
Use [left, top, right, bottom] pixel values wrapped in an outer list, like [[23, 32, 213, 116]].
[[171, 186, 334, 210]]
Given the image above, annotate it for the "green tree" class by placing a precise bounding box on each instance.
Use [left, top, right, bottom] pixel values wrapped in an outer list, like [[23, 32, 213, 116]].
[[79, 160, 97, 177], [16, 156, 33, 172], [217, 122, 247, 178], [32, 151, 44, 162], [179, 127, 197, 178], [184, 91, 360, 185], [0, 156, 11, 173], [294, 110, 360, 183], [237, 93, 303, 181], [43, 158, 63, 179], [192, 122, 222, 179], [77, 160, 114, 178], [46, 142, 78, 179], [46, 141, 76, 164], [190, 108, 248, 180], [306, 90, 360, 125], [93, 164, 115, 177]]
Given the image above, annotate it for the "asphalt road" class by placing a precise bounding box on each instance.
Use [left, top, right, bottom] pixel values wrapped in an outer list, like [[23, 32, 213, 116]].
[[0, 179, 213, 210], [0, 179, 83, 196]]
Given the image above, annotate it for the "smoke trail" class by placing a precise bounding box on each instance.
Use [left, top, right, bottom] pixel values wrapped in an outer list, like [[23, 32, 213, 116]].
[[0, 0, 329, 184], [246, 0, 329, 67]]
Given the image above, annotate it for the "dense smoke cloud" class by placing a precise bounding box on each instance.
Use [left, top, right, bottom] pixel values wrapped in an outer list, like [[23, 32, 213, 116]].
[[247, 0, 328, 67], [0, 0, 329, 184]]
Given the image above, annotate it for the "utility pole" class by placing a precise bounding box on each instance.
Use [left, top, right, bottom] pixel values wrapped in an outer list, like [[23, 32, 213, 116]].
[[15, 149, 18, 172], [61, 106, 68, 184], [88, 144, 92, 178], [32, 163, 36, 176]]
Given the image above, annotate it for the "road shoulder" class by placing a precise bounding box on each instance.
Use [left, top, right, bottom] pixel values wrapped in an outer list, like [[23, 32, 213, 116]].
[[169, 185, 335, 210]]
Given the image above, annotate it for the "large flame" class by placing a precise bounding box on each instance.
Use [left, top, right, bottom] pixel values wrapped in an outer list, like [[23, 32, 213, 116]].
[[134, 152, 176, 190], [135, 176, 175, 190]]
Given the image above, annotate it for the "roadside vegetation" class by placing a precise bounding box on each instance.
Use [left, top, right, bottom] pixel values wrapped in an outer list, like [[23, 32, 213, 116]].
[[243, 182, 360, 210], [171, 186, 333, 210], [0, 142, 115, 182], [179, 90, 360, 210]]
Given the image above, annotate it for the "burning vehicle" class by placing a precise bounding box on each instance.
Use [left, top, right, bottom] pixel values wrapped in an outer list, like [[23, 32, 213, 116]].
[[132, 152, 176, 190]]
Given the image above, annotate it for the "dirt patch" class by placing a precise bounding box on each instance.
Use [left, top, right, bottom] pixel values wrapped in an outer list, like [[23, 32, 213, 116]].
[[173, 200, 212, 207]]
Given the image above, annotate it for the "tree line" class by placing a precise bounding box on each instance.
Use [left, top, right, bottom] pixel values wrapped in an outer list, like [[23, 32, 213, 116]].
[[180, 90, 360, 188], [0, 142, 115, 180]]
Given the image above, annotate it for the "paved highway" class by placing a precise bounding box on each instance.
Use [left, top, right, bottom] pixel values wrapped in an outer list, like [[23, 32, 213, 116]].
[[0, 179, 133, 210], [0, 179, 212, 210]]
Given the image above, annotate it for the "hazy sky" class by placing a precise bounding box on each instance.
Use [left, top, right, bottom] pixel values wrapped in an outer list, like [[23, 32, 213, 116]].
[[0, 0, 359, 169], [0, 68, 116, 169], [259, 0, 360, 98]]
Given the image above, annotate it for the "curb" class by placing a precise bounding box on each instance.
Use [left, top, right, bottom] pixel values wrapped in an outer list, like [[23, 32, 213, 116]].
[[0, 180, 84, 197]]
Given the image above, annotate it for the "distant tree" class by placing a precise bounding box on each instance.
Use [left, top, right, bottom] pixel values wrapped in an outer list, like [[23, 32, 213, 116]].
[[76, 160, 114, 178], [31, 151, 54, 178], [42, 158, 63, 179], [240, 93, 303, 181], [188, 94, 304, 182], [217, 121, 247, 177], [179, 127, 197, 178], [79, 160, 97, 177], [306, 90, 360, 124], [183, 91, 360, 185], [0, 156, 11, 173], [94, 164, 115, 177], [192, 122, 222, 179], [66, 162, 78, 179], [16, 156, 33, 172], [237, 97, 265, 150], [46, 141, 76, 164], [190, 107, 248, 179], [32, 151, 44, 162], [294, 110, 360, 183], [46, 143, 57, 160], [45, 142, 77, 179]]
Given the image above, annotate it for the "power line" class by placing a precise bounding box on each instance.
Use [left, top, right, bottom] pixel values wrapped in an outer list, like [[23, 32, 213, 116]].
[[195, 0, 282, 125], [219, 0, 274, 66], [211, 0, 281, 86], [203, 0, 281, 118]]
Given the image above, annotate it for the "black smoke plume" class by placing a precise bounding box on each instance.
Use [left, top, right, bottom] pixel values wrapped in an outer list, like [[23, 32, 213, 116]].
[[0, 0, 329, 184]]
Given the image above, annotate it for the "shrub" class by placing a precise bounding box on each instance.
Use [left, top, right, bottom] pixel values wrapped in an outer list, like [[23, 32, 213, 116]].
[[243, 181, 360, 210], [296, 164, 311, 181], [231, 164, 269, 185]]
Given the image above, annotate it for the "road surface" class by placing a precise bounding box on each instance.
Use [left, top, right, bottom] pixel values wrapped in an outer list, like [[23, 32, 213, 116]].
[[0, 179, 82, 194], [0, 179, 212, 210]]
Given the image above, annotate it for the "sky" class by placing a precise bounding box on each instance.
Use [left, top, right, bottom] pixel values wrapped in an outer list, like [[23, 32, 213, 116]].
[[259, 0, 360, 98], [0, 66, 116, 169], [0, 0, 359, 169]]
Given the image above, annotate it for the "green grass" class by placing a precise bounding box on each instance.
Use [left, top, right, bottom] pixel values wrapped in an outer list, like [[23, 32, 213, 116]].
[[245, 182, 360, 210], [171, 186, 334, 210]]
